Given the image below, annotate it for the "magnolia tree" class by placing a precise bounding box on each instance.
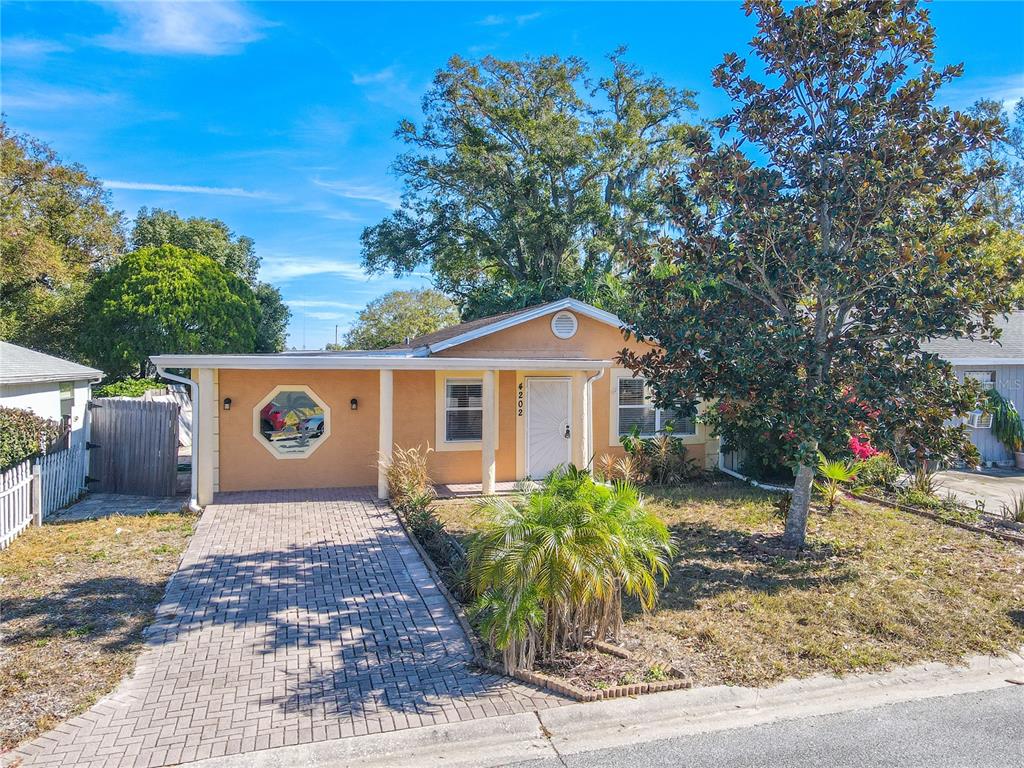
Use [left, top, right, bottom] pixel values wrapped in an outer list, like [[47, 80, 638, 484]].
[[620, 0, 1022, 549]]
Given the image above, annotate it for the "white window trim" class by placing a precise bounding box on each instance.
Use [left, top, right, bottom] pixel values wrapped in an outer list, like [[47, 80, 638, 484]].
[[608, 369, 697, 445], [434, 371, 498, 451], [251, 384, 331, 460]]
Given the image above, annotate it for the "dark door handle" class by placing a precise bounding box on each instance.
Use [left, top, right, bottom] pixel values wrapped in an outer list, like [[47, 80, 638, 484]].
[[564, 425, 571, 439]]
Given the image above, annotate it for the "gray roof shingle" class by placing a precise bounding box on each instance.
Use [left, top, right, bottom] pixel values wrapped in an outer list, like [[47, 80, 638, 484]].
[[0, 342, 104, 385], [920, 312, 1024, 361]]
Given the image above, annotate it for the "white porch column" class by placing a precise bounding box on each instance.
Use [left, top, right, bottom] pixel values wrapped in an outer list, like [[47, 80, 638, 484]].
[[571, 372, 587, 468], [196, 367, 215, 506], [378, 369, 393, 500], [481, 369, 496, 495]]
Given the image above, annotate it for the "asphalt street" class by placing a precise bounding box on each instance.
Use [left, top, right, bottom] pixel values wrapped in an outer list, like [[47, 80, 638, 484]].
[[503, 685, 1024, 768]]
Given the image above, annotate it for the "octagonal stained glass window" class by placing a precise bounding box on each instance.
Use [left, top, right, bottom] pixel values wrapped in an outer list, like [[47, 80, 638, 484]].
[[253, 386, 330, 458]]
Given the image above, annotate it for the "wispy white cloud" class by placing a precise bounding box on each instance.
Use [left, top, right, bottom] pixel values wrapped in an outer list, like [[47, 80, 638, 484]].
[[476, 12, 543, 27], [304, 311, 352, 321], [351, 66, 398, 86], [312, 178, 401, 209], [2, 82, 120, 111], [944, 72, 1024, 111], [260, 256, 369, 283], [286, 299, 362, 310], [2, 37, 71, 60], [95, 1, 271, 56], [350, 66, 422, 110], [103, 180, 273, 199]]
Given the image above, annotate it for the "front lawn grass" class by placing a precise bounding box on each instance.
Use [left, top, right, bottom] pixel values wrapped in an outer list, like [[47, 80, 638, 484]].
[[433, 480, 1024, 688], [0, 511, 197, 750]]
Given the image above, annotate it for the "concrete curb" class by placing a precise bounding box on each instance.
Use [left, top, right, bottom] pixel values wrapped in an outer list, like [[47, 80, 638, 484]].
[[186, 648, 1024, 768]]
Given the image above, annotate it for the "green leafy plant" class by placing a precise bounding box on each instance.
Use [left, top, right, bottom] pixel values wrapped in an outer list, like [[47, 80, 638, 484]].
[[620, 426, 701, 485], [467, 466, 675, 672], [0, 407, 64, 470], [93, 378, 165, 398], [854, 452, 902, 491], [813, 454, 860, 513], [1000, 491, 1024, 524], [986, 389, 1024, 453]]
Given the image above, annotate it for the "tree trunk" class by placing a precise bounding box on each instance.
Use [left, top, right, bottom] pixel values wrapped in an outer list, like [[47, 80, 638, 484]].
[[783, 461, 815, 550]]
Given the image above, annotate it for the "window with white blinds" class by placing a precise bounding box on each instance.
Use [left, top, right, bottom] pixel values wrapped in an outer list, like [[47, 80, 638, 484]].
[[445, 379, 483, 441], [617, 378, 695, 438]]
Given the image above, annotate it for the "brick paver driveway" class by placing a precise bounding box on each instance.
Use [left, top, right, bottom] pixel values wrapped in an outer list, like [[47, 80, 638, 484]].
[[9, 488, 562, 768]]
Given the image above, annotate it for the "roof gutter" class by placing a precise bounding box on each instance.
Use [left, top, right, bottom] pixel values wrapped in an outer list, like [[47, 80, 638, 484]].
[[149, 355, 613, 371], [585, 368, 605, 472], [155, 366, 201, 513]]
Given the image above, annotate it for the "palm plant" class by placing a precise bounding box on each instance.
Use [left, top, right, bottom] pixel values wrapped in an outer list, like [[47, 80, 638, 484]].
[[813, 453, 860, 512], [467, 466, 674, 672]]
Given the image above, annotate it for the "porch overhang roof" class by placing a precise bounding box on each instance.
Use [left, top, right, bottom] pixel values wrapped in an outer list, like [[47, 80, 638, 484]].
[[151, 354, 613, 371]]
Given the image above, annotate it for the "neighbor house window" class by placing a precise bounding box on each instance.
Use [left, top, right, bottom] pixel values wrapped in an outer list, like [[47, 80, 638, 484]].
[[965, 370, 996, 429], [59, 382, 75, 417], [445, 379, 483, 442], [617, 378, 695, 438]]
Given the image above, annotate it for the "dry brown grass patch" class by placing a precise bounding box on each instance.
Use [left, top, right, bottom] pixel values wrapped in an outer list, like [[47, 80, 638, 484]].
[[0, 511, 197, 749], [433, 480, 1024, 688]]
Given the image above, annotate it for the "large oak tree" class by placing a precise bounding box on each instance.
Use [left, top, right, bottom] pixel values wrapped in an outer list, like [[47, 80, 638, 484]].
[[620, 0, 1022, 549], [0, 123, 125, 359], [361, 51, 697, 318]]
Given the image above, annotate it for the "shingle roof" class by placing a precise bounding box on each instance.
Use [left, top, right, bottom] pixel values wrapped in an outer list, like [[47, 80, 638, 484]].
[[920, 312, 1024, 361], [0, 342, 104, 385], [387, 301, 566, 350]]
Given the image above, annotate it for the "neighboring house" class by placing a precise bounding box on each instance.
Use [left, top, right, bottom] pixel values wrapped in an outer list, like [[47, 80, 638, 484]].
[[920, 312, 1024, 465], [0, 341, 104, 454], [151, 299, 720, 506]]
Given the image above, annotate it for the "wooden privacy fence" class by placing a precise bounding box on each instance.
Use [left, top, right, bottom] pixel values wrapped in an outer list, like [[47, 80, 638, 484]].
[[89, 398, 179, 496], [0, 443, 87, 550]]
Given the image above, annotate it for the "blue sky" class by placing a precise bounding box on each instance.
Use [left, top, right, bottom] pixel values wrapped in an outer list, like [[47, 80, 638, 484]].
[[3, 1, 1023, 349]]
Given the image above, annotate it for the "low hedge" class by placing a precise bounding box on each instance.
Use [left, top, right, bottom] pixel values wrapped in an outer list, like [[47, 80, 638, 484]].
[[0, 407, 63, 471]]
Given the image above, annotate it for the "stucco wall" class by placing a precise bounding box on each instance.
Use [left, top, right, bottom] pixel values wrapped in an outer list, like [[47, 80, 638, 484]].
[[434, 312, 652, 360], [217, 369, 381, 491], [212, 310, 718, 492]]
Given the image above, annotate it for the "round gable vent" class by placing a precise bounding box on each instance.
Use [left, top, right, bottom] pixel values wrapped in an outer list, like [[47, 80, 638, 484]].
[[550, 310, 578, 339]]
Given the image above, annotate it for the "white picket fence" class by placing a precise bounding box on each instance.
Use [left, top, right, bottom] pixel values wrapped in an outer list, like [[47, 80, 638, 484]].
[[0, 444, 87, 550]]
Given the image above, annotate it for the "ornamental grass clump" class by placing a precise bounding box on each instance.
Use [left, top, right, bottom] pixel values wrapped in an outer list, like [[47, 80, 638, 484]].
[[467, 466, 675, 673]]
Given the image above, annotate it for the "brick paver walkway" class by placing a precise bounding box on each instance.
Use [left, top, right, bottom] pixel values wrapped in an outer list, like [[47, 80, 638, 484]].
[[8, 488, 562, 768]]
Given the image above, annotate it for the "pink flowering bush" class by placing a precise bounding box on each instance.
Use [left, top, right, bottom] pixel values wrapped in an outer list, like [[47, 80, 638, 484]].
[[848, 435, 879, 460]]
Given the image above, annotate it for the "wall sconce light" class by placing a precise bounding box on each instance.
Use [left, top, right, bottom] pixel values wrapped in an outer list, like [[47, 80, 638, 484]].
[[223, 397, 232, 411], [350, 398, 358, 411]]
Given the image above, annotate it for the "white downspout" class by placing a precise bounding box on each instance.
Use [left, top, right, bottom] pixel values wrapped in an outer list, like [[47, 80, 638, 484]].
[[156, 366, 201, 512], [584, 368, 606, 472]]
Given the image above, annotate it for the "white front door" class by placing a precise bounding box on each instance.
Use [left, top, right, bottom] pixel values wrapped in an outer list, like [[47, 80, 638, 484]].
[[526, 378, 572, 479]]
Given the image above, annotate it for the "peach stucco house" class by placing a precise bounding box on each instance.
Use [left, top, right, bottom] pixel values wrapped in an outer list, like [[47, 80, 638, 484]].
[[151, 299, 719, 507]]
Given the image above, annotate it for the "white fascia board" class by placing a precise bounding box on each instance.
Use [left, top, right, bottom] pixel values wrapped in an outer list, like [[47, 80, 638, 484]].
[[426, 299, 624, 354], [945, 358, 1024, 366], [149, 354, 612, 371]]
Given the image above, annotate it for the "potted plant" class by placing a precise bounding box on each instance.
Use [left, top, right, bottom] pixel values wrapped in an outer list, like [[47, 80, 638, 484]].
[[986, 390, 1024, 469]]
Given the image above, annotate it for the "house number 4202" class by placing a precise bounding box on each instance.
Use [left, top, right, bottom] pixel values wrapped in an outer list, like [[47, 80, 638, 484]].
[[517, 382, 524, 416]]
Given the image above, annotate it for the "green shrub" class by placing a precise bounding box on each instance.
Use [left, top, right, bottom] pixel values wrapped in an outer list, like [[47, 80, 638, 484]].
[[0, 407, 63, 470], [467, 466, 675, 672], [620, 427, 702, 485], [855, 452, 902, 490], [94, 378, 165, 398], [813, 454, 860, 512]]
